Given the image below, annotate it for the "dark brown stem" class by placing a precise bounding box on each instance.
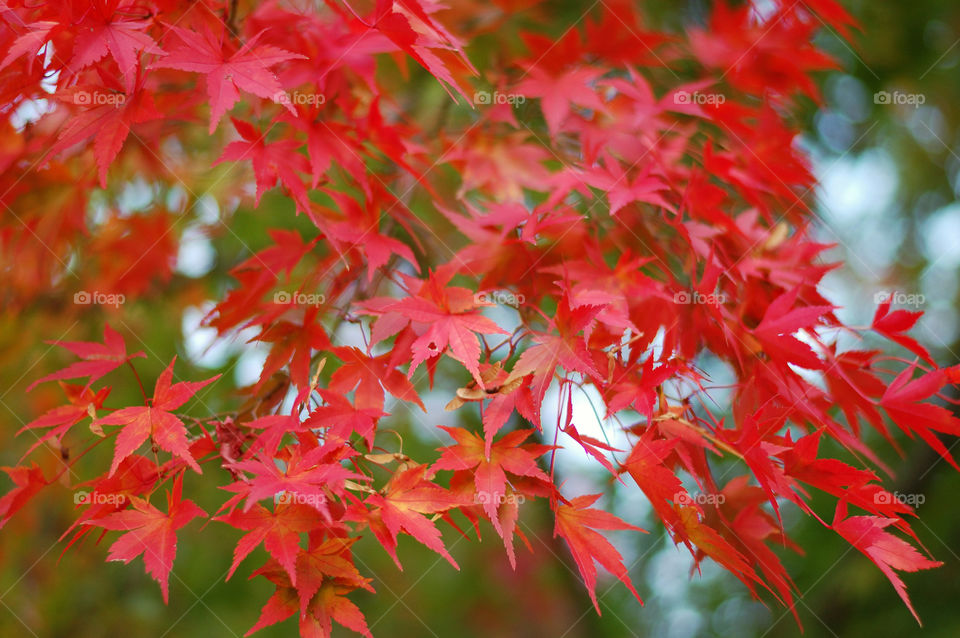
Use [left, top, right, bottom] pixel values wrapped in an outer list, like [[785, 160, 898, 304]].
[[226, 0, 240, 35]]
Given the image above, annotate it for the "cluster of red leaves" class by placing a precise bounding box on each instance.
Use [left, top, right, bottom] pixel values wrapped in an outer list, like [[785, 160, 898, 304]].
[[1, 0, 958, 635]]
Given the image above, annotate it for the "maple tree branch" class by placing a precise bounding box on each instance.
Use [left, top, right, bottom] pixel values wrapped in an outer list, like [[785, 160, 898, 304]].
[[225, 0, 240, 35], [127, 360, 149, 403]]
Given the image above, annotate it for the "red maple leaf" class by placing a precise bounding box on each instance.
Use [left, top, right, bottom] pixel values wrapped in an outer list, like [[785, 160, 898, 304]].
[[0, 464, 47, 529], [213, 117, 310, 210], [348, 464, 466, 569], [554, 493, 645, 611], [353, 0, 474, 101], [26, 324, 144, 392], [94, 358, 219, 476], [622, 432, 685, 529], [17, 382, 110, 458], [304, 389, 386, 449], [250, 305, 331, 402], [328, 346, 424, 412], [872, 296, 936, 366], [674, 504, 765, 595], [584, 152, 672, 215], [433, 426, 550, 537], [778, 430, 913, 521], [563, 423, 622, 476], [507, 295, 604, 425], [243, 415, 306, 458], [384, 272, 508, 386], [752, 287, 833, 370], [246, 549, 373, 638], [515, 66, 607, 136], [216, 502, 325, 585], [85, 474, 207, 603], [226, 443, 362, 518], [67, 0, 164, 85], [153, 26, 305, 132], [832, 501, 942, 625], [61, 455, 159, 549], [716, 477, 801, 622], [881, 366, 960, 470], [0, 21, 58, 73], [292, 538, 373, 619], [320, 188, 420, 283], [48, 79, 162, 188]]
